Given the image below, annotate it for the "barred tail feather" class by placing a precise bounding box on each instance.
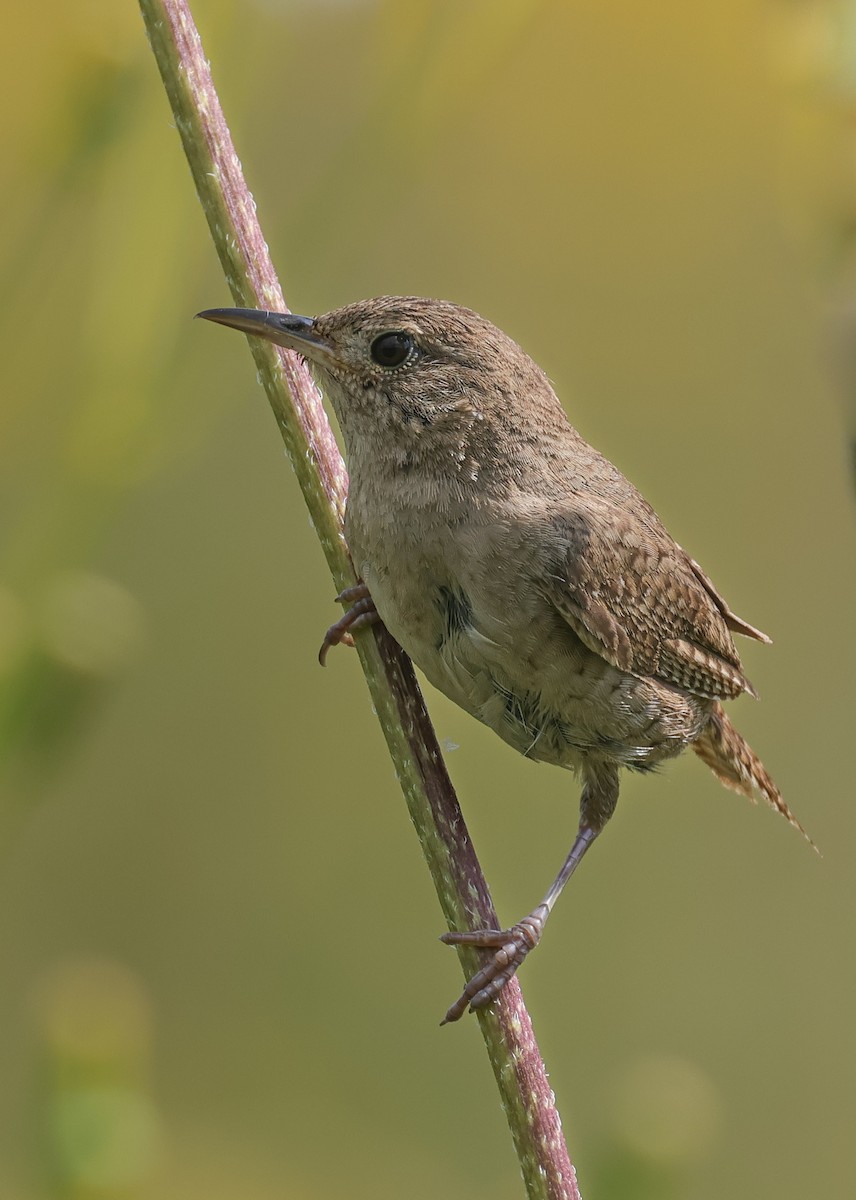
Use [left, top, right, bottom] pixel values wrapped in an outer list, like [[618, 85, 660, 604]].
[[693, 702, 816, 850]]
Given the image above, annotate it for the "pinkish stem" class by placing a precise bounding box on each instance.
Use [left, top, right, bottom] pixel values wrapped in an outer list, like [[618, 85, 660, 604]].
[[138, 3, 581, 1196]]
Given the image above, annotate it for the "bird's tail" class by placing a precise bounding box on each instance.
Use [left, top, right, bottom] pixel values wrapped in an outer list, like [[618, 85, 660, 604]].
[[693, 701, 816, 850]]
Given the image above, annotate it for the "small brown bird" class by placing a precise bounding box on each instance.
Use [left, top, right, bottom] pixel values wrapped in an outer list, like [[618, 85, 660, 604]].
[[199, 297, 809, 1023]]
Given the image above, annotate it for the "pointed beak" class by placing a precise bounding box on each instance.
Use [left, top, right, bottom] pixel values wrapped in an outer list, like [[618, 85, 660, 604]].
[[196, 307, 333, 363]]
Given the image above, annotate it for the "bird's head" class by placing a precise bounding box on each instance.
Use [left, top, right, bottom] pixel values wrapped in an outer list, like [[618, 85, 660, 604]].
[[198, 296, 564, 465]]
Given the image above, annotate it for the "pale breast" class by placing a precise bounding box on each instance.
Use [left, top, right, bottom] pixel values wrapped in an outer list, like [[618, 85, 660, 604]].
[[346, 492, 708, 774]]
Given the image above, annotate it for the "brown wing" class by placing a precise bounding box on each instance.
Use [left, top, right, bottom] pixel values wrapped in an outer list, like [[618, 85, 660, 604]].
[[541, 500, 759, 700]]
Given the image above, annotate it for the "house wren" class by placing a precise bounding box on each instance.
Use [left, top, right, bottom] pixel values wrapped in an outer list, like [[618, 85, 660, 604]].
[[199, 297, 810, 1023]]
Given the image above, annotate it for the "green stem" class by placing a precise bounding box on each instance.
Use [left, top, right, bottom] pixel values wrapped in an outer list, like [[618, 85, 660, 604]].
[[138, 3, 581, 1197]]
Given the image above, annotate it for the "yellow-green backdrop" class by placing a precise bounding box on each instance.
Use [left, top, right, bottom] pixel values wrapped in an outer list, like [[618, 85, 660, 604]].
[[1, 3, 854, 1198]]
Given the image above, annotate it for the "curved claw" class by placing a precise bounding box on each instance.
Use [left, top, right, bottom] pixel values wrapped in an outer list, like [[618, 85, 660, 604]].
[[440, 907, 548, 1024], [318, 584, 380, 664]]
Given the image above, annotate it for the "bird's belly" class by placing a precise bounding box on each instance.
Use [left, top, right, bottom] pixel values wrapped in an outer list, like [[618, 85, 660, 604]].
[[361, 557, 704, 772]]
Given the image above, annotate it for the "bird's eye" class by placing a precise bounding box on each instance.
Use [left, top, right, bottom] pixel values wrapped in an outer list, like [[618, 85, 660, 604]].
[[370, 331, 415, 368]]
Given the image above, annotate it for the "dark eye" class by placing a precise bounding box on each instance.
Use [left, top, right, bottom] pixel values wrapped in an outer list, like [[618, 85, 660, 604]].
[[370, 331, 415, 368]]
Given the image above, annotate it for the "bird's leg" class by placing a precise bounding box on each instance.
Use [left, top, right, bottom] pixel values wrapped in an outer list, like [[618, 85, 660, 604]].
[[318, 583, 381, 665], [439, 825, 599, 1024], [440, 764, 619, 1024]]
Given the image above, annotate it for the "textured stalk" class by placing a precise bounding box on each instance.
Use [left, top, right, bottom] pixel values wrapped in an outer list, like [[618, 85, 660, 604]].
[[138, 3, 581, 1196]]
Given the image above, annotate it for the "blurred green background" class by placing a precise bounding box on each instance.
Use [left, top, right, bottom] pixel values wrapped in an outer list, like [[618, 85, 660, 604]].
[[1, 1, 855, 1197]]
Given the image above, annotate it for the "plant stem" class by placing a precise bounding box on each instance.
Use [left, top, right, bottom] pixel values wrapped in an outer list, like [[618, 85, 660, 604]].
[[138, 3, 582, 1196]]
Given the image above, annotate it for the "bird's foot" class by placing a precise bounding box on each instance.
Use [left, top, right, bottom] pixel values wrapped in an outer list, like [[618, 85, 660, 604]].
[[439, 905, 548, 1024], [318, 583, 380, 664]]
